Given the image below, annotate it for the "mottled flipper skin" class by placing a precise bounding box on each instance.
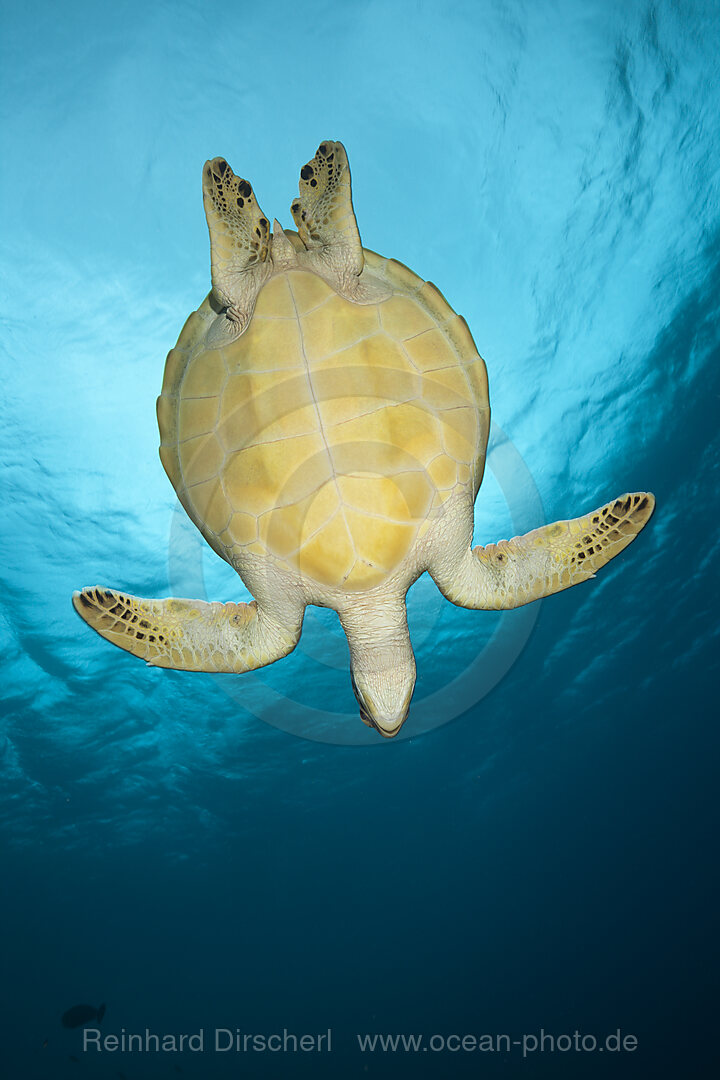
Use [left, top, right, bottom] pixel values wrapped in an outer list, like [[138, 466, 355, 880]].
[[291, 141, 390, 304], [291, 141, 362, 270], [433, 493, 655, 609], [72, 588, 300, 672], [202, 157, 272, 341]]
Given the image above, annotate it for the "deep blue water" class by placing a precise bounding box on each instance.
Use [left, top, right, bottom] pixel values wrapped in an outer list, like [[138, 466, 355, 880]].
[[1, 0, 719, 1076]]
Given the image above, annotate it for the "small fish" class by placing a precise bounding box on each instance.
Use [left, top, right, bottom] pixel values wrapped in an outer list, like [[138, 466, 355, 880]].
[[61, 1002, 106, 1028]]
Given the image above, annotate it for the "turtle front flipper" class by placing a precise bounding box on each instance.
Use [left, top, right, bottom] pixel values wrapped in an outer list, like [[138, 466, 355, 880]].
[[72, 588, 302, 672], [432, 492, 655, 610], [202, 158, 272, 342], [291, 140, 390, 304]]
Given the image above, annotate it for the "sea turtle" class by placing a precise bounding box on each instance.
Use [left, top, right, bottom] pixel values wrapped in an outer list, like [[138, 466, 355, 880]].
[[73, 141, 654, 737]]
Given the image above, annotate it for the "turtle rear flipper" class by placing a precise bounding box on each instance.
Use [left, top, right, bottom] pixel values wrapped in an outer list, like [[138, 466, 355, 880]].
[[291, 140, 390, 304], [202, 158, 272, 342]]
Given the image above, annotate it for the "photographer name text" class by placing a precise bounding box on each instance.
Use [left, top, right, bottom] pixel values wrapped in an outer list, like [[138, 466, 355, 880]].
[[83, 1028, 332, 1053]]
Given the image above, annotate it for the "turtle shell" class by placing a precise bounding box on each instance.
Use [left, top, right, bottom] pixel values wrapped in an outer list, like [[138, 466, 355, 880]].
[[157, 248, 489, 592]]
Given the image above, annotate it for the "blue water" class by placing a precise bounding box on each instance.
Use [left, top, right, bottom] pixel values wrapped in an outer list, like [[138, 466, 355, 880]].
[[1, 0, 719, 1076]]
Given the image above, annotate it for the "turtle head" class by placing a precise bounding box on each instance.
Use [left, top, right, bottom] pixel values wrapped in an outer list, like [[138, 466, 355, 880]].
[[350, 663, 415, 739], [341, 603, 416, 738]]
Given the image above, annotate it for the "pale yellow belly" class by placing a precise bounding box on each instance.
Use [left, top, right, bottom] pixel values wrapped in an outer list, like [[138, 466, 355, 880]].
[[173, 269, 485, 590]]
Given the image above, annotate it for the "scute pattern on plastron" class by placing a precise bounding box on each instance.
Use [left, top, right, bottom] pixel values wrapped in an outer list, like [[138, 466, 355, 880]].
[[157, 259, 489, 592]]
